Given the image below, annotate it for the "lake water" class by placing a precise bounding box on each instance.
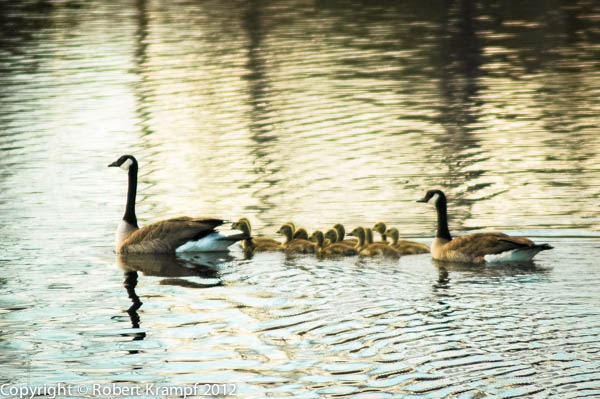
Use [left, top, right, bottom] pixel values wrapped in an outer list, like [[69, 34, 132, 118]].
[[1, 0, 599, 397]]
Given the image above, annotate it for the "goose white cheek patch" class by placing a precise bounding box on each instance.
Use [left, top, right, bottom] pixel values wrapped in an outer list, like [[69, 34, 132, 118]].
[[120, 158, 133, 171]]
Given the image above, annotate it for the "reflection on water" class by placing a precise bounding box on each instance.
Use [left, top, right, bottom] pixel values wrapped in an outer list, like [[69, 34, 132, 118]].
[[118, 254, 226, 330], [1, 0, 600, 397]]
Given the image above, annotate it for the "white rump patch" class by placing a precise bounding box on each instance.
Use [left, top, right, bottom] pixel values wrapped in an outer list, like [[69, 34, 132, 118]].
[[120, 158, 133, 171], [484, 247, 543, 263], [176, 232, 238, 252]]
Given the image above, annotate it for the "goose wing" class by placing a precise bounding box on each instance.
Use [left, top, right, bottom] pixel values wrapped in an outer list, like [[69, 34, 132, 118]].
[[445, 232, 535, 257], [118, 217, 224, 253]]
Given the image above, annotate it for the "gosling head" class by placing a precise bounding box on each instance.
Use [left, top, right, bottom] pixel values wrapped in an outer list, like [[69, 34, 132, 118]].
[[373, 222, 388, 241], [277, 223, 294, 242], [348, 226, 366, 245], [309, 230, 325, 247], [385, 227, 399, 244], [324, 228, 339, 244], [232, 218, 251, 235], [333, 223, 346, 240], [293, 228, 309, 240], [284, 221, 296, 233], [373, 222, 386, 235], [108, 154, 138, 171]]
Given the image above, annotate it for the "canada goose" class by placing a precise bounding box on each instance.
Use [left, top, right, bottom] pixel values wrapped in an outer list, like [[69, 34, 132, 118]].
[[418, 189, 553, 263], [333, 223, 358, 246], [310, 230, 358, 256], [108, 155, 247, 254], [348, 227, 401, 259], [373, 222, 389, 242], [277, 223, 315, 254], [385, 227, 430, 255], [231, 218, 282, 254]]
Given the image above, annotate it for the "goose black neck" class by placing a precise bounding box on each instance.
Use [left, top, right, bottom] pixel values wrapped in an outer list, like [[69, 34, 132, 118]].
[[434, 194, 452, 240], [124, 163, 138, 227]]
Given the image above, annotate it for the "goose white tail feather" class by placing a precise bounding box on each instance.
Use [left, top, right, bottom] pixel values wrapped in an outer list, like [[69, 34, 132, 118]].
[[484, 245, 551, 263], [176, 232, 246, 252]]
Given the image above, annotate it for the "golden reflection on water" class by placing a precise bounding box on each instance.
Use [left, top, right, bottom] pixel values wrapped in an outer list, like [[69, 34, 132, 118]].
[[1, 0, 600, 240], [81, 0, 599, 238]]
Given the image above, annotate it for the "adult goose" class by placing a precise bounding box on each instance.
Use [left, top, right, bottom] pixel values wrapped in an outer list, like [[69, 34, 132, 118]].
[[108, 155, 247, 254], [417, 189, 552, 263]]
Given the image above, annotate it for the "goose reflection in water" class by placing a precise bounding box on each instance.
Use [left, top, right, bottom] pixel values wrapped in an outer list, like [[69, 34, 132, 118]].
[[431, 258, 551, 279], [116, 253, 230, 333]]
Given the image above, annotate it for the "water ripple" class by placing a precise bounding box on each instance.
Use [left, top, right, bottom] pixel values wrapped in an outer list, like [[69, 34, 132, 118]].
[[1, 0, 600, 397]]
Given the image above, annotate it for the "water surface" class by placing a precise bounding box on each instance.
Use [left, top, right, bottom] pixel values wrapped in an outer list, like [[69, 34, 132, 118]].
[[1, 0, 599, 397]]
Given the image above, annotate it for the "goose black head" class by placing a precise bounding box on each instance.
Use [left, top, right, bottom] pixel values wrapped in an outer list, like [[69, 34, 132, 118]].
[[108, 155, 138, 171], [417, 189, 446, 204]]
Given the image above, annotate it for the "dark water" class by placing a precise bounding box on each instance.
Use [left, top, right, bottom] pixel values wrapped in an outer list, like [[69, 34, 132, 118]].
[[1, 0, 599, 397]]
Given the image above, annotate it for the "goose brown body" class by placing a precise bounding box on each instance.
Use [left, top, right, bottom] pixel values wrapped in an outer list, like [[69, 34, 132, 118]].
[[117, 217, 225, 254], [430, 233, 538, 263], [418, 189, 552, 263]]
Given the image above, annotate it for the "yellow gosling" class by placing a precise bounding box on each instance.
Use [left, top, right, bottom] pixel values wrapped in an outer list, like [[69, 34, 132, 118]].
[[385, 227, 429, 255], [324, 228, 355, 249], [277, 224, 315, 254], [373, 222, 389, 242], [310, 230, 358, 256], [349, 227, 401, 259], [333, 223, 358, 246], [231, 219, 282, 255]]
